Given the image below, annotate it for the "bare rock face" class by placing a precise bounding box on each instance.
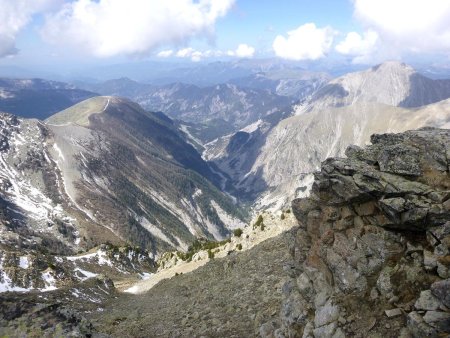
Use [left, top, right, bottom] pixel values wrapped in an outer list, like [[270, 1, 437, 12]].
[[270, 128, 450, 338]]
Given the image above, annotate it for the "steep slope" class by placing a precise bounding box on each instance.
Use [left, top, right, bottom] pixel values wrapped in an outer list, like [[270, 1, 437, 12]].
[[0, 96, 245, 257], [92, 230, 294, 337], [252, 100, 450, 208], [0, 78, 97, 119], [208, 100, 450, 209]]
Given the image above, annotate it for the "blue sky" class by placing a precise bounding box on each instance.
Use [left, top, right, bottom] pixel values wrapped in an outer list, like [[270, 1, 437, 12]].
[[0, 0, 449, 69]]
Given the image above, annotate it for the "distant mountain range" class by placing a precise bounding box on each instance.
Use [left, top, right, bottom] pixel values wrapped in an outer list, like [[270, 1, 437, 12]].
[[1, 61, 450, 224], [0, 78, 97, 119], [205, 61, 450, 209], [76, 67, 332, 145]]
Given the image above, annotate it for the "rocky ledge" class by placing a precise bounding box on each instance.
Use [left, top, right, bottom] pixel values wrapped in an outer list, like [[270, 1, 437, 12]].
[[270, 128, 450, 337]]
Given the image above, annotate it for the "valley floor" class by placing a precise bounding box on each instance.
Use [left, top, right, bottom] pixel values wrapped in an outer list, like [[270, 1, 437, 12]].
[[91, 230, 294, 337]]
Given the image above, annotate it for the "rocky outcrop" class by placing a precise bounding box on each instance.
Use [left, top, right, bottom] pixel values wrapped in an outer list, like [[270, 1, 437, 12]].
[[272, 128, 450, 337]]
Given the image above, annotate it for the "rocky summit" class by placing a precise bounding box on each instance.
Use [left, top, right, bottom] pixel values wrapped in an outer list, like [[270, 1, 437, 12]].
[[267, 127, 450, 337]]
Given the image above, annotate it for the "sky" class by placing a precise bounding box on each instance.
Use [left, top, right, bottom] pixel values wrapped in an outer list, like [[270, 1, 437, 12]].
[[0, 0, 450, 70]]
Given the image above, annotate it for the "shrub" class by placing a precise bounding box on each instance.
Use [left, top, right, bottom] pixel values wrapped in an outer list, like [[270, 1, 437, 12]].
[[253, 215, 266, 231], [281, 213, 285, 220], [236, 243, 242, 251], [208, 249, 215, 259], [177, 237, 230, 262], [285, 209, 291, 214], [253, 215, 264, 229], [233, 228, 243, 237]]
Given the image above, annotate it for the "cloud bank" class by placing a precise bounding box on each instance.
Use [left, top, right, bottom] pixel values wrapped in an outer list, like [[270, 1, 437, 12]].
[[335, 30, 378, 63], [272, 23, 335, 61], [157, 43, 255, 61], [337, 0, 450, 63], [41, 0, 235, 58]]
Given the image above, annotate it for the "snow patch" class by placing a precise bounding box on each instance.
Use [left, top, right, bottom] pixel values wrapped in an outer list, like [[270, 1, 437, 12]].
[[74, 267, 98, 281], [0, 258, 31, 293], [41, 271, 58, 291], [240, 119, 263, 133], [192, 188, 203, 198], [19, 256, 29, 269], [140, 272, 153, 280], [53, 143, 65, 162]]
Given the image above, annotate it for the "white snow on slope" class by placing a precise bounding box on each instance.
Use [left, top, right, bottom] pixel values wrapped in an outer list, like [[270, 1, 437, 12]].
[[19, 256, 29, 269], [74, 267, 98, 281]]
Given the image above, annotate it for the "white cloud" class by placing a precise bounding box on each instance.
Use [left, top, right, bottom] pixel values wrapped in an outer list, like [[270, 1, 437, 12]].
[[41, 0, 235, 58], [335, 30, 379, 63], [175, 48, 204, 62], [352, 0, 450, 56], [227, 44, 255, 58], [176, 48, 196, 58], [157, 50, 174, 58], [0, 0, 59, 57], [272, 23, 335, 61], [235, 44, 255, 58]]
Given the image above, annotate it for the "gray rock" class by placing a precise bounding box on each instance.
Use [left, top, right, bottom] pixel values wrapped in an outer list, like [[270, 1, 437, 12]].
[[370, 288, 379, 300], [379, 198, 406, 223], [437, 263, 450, 279], [332, 328, 346, 338], [423, 250, 437, 271], [414, 290, 441, 311], [326, 247, 367, 293], [376, 267, 394, 298], [385, 308, 403, 318], [428, 222, 450, 244], [296, 273, 313, 297], [407, 311, 438, 338], [430, 279, 450, 308], [282, 128, 450, 337], [314, 300, 340, 327], [313, 322, 337, 338], [301, 322, 314, 338], [260, 321, 277, 338], [423, 311, 450, 332], [377, 144, 422, 176]]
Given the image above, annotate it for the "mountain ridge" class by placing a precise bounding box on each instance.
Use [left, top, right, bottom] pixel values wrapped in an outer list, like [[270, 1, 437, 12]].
[[1, 97, 247, 257]]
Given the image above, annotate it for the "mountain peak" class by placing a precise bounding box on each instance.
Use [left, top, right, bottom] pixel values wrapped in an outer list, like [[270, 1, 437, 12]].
[[371, 60, 416, 75], [303, 61, 450, 111]]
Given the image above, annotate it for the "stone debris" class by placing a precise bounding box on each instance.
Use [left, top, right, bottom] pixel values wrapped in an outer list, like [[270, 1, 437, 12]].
[[385, 308, 403, 318]]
